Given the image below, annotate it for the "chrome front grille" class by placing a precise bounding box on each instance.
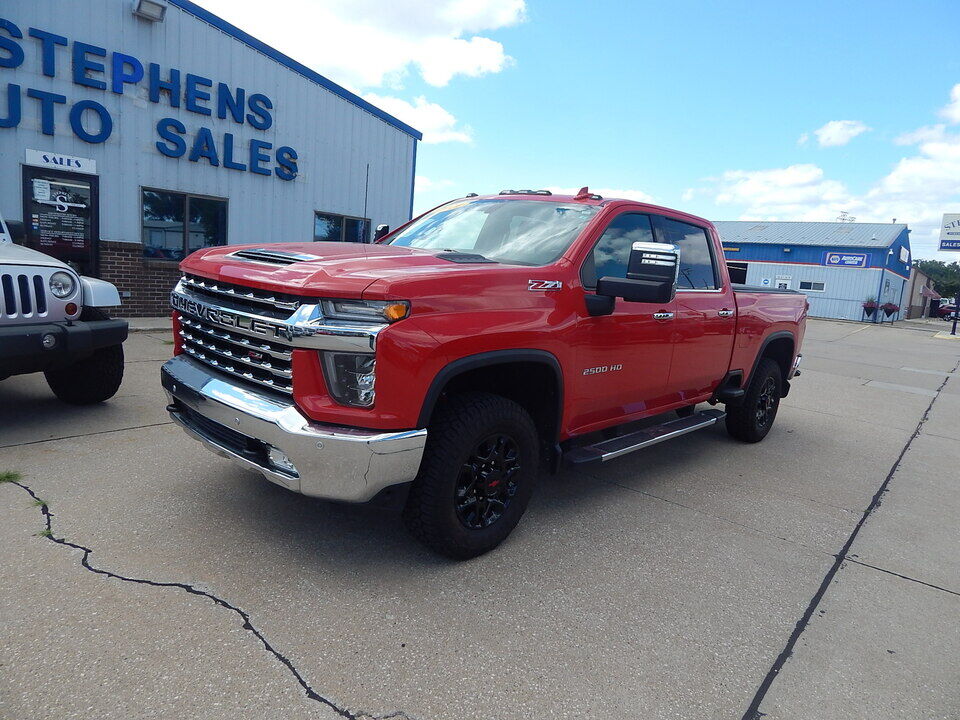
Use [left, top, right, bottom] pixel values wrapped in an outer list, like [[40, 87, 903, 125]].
[[172, 273, 388, 394], [1, 272, 48, 320], [181, 273, 302, 317], [178, 313, 295, 395]]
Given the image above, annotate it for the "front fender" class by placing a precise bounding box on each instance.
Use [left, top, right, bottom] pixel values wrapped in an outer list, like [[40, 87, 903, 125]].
[[81, 276, 122, 307]]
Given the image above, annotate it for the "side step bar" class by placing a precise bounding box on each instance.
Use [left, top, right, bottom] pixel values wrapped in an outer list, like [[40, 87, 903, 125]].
[[565, 409, 726, 465]]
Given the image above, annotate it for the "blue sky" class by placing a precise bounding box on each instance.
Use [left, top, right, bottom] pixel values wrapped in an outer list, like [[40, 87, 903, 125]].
[[201, 0, 960, 258]]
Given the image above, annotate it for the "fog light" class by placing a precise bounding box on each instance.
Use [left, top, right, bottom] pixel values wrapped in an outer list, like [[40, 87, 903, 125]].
[[321, 352, 376, 407], [41, 333, 57, 349], [267, 446, 297, 475]]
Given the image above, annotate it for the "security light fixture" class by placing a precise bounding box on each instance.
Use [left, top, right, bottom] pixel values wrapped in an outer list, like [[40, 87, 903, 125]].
[[132, 0, 167, 22]]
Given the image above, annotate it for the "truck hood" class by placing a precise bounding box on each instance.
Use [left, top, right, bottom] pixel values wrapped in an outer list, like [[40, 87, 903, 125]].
[[0, 242, 71, 269], [181, 242, 505, 298]]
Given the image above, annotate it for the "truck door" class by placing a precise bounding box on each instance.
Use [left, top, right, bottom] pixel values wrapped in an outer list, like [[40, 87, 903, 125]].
[[571, 212, 676, 432], [654, 216, 736, 398]]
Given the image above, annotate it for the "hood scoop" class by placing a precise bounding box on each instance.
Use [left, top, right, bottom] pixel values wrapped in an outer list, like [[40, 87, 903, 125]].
[[229, 248, 323, 266], [435, 251, 497, 264]]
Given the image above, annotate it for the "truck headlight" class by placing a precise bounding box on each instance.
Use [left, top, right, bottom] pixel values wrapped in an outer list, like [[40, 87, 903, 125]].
[[49, 272, 77, 299], [321, 352, 376, 407], [321, 299, 409, 323]]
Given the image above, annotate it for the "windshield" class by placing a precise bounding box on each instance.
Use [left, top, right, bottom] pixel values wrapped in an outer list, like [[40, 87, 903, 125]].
[[388, 199, 600, 266]]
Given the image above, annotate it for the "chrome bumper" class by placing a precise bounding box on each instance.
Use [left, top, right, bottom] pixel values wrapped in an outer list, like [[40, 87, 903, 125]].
[[161, 355, 427, 502]]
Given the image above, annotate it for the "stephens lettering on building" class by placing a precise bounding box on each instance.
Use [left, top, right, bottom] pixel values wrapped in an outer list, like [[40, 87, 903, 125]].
[[0, 17, 298, 180]]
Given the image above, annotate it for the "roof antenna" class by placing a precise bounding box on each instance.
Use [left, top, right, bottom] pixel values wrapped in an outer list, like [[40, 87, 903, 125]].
[[574, 186, 602, 200]]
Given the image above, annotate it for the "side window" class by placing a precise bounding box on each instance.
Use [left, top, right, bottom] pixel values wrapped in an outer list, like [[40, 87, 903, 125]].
[[580, 213, 654, 288], [658, 218, 718, 290]]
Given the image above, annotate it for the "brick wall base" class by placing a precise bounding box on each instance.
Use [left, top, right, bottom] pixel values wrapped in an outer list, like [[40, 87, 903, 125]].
[[98, 241, 180, 317]]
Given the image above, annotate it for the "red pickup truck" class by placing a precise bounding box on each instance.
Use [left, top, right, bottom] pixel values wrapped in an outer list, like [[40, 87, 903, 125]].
[[162, 189, 806, 558]]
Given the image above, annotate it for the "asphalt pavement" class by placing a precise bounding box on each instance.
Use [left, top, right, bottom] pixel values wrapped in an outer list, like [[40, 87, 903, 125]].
[[1, 319, 958, 720]]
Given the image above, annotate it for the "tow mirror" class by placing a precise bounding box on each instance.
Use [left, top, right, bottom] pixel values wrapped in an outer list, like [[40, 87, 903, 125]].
[[373, 224, 391, 242], [597, 242, 680, 304]]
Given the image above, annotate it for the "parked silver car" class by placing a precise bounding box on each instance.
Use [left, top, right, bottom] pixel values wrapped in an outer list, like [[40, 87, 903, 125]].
[[0, 214, 128, 404]]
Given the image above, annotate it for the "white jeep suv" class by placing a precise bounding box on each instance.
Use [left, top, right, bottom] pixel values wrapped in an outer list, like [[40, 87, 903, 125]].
[[0, 213, 128, 404]]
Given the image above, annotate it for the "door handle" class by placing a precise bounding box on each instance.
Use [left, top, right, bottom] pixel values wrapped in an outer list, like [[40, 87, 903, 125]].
[[718, 309, 735, 318], [653, 311, 674, 321]]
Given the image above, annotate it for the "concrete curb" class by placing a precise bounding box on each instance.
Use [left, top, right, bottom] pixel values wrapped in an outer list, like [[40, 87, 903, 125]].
[[120, 318, 171, 333]]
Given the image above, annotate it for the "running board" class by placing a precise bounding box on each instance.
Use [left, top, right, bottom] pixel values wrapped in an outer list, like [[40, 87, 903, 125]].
[[564, 409, 726, 465]]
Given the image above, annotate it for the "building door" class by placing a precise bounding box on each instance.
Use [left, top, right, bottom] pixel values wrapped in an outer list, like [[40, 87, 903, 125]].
[[22, 167, 100, 276]]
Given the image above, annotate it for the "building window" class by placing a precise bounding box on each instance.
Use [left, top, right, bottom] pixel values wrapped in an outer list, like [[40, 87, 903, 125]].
[[314, 211, 370, 243], [799, 280, 826, 292], [727, 261, 748, 284], [142, 189, 227, 261]]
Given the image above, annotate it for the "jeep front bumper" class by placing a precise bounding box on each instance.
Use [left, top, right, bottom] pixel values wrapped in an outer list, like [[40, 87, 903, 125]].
[[161, 355, 427, 502], [0, 319, 128, 377]]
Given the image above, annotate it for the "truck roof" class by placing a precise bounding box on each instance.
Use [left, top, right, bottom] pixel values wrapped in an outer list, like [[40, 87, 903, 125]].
[[462, 191, 715, 229]]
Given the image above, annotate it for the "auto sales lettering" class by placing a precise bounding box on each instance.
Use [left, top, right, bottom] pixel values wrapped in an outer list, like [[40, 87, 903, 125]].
[[0, 18, 298, 181]]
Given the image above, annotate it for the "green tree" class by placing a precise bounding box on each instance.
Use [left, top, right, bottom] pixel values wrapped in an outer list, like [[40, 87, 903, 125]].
[[913, 259, 960, 299]]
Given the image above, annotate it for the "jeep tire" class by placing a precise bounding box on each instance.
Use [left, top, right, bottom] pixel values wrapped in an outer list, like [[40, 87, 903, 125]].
[[44, 308, 124, 405], [403, 392, 539, 560]]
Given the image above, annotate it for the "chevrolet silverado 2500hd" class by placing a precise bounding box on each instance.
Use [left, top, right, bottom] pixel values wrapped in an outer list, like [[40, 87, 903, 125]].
[[1, 212, 127, 403], [161, 189, 806, 558]]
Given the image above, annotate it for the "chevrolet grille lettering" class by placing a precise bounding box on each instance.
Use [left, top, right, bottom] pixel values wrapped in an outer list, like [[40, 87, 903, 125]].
[[171, 292, 290, 341]]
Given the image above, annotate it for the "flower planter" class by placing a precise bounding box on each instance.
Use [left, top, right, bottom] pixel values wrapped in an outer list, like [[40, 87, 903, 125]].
[[863, 306, 877, 317]]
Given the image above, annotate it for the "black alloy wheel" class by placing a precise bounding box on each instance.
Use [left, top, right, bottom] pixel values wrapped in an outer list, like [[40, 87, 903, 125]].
[[755, 376, 778, 430], [455, 433, 521, 529]]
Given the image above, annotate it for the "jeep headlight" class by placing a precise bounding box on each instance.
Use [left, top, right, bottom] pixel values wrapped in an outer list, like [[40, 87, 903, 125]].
[[320, 299, 409, 323], [49, 272, 77, 299], [322, 352, 376, 407]]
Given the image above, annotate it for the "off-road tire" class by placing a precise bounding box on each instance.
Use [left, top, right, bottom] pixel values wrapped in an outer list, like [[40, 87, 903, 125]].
[[44, 307, 124, 404], [725, 358, 782, 443], [403, 392, 539, 560]]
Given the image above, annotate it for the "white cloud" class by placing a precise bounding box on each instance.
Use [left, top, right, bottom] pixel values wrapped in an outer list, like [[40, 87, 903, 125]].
[[939, 83, 960, 123], [813, 120, 871, 147], [712, 164, 851, 220], [797, 132, 810, 146], [362, 94, 472, 144], [415, 176, 454, 192], [544, 187, 656, 203], [191, 0, 524, 89], [698, 86, 960, 259]]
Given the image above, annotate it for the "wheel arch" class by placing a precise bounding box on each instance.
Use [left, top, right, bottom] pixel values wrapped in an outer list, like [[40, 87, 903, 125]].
[[418, 349, 564, 459], [748, 331, 795, 391]]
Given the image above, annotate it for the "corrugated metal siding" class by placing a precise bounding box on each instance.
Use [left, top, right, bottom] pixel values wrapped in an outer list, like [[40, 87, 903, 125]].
[[741, 262, 884, 321], [0, 0, 416, 245]]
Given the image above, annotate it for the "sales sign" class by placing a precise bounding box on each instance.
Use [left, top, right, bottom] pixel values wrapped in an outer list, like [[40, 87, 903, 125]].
[[823, 252, 869, 268], [939, 214, 960, 251]]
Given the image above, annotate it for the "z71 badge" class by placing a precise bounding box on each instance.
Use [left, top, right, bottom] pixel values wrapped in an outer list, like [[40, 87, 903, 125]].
[[528, 280, 563, 291]]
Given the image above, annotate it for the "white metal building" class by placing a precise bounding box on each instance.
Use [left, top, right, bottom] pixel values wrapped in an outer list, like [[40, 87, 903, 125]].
[[0, 0, 421, 315], [714, 221, 912, 322]]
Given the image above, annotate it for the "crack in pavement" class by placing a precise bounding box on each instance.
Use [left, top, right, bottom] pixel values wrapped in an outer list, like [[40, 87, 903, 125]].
[[740, 358, 960, 720], [0, 421, 175, 449], [2, 478, 419, 720], [843, 557, 960, 598]]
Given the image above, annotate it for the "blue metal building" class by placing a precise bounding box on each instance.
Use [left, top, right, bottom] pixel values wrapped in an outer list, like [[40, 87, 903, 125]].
[[714, 221, 912, 322]]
